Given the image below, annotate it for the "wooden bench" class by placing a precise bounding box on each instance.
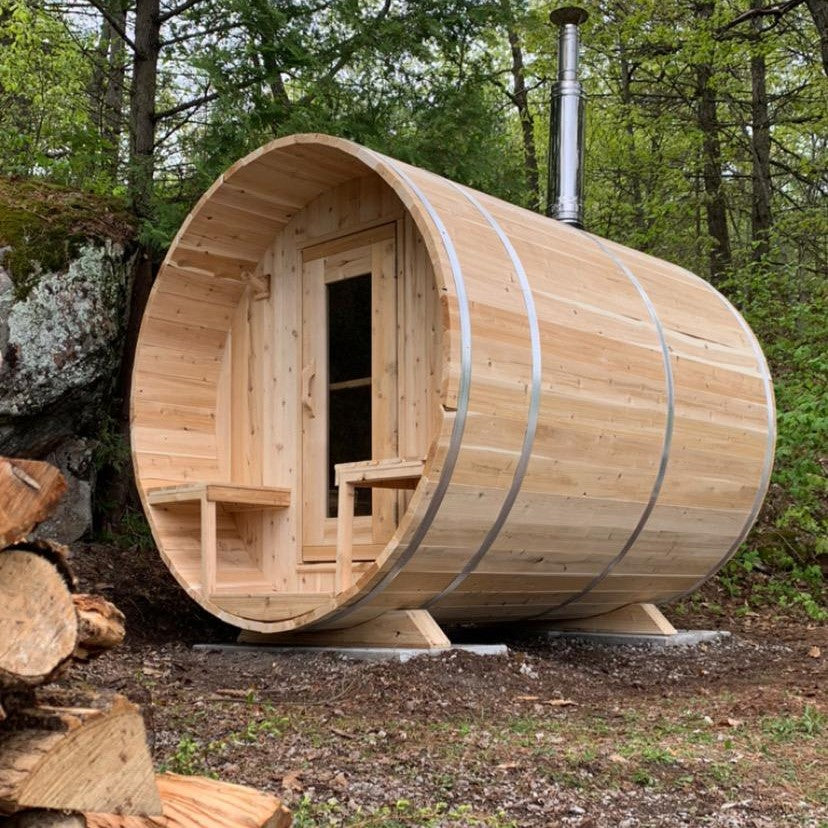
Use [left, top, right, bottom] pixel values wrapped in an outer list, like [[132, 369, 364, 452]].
[[147, 483, 290, 594], [334, 458, 424, 592]]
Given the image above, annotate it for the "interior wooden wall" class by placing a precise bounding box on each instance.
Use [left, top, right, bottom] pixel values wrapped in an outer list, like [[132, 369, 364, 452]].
[[214, 175, 442, 597]]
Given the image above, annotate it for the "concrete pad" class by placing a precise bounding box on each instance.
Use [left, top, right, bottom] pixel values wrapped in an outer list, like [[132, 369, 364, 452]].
[[193, 642, 508, 663], [543, 629, 730, 648]]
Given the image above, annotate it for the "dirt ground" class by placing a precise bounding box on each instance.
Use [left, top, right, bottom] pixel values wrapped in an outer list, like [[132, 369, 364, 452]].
[[66, 542, 826, 827]]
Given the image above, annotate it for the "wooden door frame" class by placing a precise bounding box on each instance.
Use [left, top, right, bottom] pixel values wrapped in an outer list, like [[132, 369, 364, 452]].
[[300, 224, 398, 563]]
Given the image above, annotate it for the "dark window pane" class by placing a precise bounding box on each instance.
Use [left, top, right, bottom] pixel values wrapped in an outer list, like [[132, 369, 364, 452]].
[[328, 385, 372, 517], [326, 273, 373, 518], [328, 274, 371, 384]]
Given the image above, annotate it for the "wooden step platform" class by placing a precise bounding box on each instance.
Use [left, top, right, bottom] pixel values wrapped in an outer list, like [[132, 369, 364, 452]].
[[146, 483, 290, 595], [147, 483, 290, 512]]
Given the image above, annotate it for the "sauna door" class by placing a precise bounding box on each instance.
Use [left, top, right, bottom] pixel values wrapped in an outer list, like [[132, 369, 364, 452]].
[[301, 228, 398, 563]]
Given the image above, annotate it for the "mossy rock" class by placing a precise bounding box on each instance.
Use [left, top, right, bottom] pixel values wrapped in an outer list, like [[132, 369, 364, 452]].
[[0, 176, 135, 298]]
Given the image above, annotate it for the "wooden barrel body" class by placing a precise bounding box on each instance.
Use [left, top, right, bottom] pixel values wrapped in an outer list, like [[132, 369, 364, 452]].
[[131, 134, 775, 632]]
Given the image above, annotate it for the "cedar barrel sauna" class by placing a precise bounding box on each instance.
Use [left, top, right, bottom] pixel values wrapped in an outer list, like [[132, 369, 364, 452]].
[[130, 133, 775, 643]]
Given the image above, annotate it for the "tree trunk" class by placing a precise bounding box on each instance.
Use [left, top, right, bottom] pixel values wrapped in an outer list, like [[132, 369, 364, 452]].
[[87, 13, 112, 133], [128, 0, 161, 219], [103, 1, 129, 179], [806, 0, 828, 78], [618, 43, 646, 235], [750, 3, 773, 262], [694, 3, 732, 282], [505, 15, 540, 212]]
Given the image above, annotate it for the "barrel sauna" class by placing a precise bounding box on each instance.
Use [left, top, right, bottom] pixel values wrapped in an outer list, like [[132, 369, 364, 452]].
[[131, 133, 775, 639]]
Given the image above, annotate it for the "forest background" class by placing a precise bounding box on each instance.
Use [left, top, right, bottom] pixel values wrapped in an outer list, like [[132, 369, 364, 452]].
[[0, 0, 825, 616]]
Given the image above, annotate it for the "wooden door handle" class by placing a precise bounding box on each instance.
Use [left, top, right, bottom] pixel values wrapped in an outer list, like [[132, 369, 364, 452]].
[[302, 361, 316, 418]]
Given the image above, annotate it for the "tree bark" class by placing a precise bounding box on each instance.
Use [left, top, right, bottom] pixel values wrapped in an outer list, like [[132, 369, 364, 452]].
[[504, 14, 540, 211], [806, 0, 828, 77], [750, 0, 773, 262], [694, 2, 732, 282], [128, 0, 161, 219], [3, 810, 87, 827], [103, 1, 129, 179]]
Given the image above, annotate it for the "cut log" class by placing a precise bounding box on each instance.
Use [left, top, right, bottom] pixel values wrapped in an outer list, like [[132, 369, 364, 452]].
[[73, 595, 126, 660], [3, 809, 87, 827], [0, 549, 77, 689], [85, 774, 291, 828], [0, 692, 161, 817], [0, 458, 67, 547]]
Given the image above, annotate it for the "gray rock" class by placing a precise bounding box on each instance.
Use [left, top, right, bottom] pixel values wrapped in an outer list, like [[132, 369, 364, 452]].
[[0, 242, 130, 419], [0, 241, 134, 538], [34, 438, 95, 543], [0, 241, 132, 451]]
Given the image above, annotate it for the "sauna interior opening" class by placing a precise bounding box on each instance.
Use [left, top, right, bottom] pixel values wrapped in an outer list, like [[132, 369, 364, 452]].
[[134, 171, 444, 619]]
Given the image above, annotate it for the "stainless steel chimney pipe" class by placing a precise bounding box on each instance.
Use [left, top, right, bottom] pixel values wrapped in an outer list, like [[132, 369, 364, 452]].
[[547, 6, 588, 227]]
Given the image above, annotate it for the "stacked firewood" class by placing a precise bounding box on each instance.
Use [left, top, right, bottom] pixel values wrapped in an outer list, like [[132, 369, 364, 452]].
[[0, 457, 290, 828]]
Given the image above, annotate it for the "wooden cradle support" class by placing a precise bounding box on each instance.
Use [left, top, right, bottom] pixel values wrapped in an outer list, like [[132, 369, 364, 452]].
[[237, 610, 451, 650]]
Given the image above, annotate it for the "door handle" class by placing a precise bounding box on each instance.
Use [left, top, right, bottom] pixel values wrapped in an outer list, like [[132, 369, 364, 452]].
[[302, 360, 316, 419]]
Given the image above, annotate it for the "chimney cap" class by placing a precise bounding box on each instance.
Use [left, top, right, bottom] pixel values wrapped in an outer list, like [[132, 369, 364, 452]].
[[549, 6, 589, 26]]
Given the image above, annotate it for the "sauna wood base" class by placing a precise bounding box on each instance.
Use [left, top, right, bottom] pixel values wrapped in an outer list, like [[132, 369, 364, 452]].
[[237, 610, 451, 650], [538, 603, 677, 636]]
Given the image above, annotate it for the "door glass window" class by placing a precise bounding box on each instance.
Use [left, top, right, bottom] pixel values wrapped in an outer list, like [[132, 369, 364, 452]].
[[327, 273, 372, 517]]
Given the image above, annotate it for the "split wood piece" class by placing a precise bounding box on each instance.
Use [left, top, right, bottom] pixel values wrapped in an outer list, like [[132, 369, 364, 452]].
[[147, 483, 290, 596], [238, 609, 450, 650], [73, 595, 126, 660], [84, 773, 291, 828], [0, 457, 67, 547], [541, 603, 677, 636], [0, 548, 77, 689], [0, 693, 161, 816], [334, 459, 423, 592]]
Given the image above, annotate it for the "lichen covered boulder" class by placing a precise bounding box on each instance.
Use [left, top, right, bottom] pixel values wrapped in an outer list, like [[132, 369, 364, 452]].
[[0, 242, 131, 417], [0, 177, 136, 541]]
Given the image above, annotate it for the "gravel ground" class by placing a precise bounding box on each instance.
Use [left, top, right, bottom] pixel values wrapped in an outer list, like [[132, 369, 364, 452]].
[[62, 542, 826, 827]]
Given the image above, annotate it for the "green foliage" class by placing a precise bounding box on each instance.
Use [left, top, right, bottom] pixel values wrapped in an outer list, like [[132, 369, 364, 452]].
[[762, 706, 825, 741], [716, 257, 828, 615], [0, 176, 133, 295], [160, 713, 289, 776], [161, 735, 208, 776], [0, 0, 111, 189]]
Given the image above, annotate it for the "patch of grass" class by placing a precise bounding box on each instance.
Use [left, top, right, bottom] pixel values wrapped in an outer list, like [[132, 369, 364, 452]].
[[291, 796, 518, 827], [639, 745, 678, 765], [160, 713, 290, 776], [762, 705, 825, 740], [160, 735, 214, 777]]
